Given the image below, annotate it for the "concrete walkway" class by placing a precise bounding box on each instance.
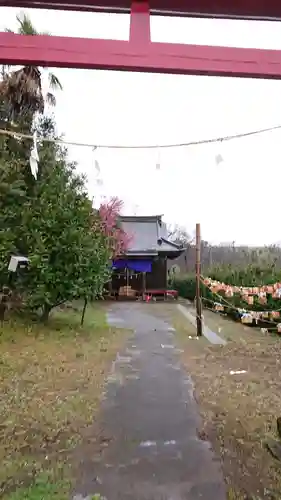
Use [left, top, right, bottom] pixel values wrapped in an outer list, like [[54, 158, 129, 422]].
[[177, 304, 226, 345], [73, 303, 226, 500]]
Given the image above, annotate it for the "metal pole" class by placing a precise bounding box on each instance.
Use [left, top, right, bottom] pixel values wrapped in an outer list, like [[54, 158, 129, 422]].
[[195, 223, 203, 337]]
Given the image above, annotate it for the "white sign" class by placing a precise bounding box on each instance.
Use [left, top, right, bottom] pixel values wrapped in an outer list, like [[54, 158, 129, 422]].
[[8, 256, 29, 272]]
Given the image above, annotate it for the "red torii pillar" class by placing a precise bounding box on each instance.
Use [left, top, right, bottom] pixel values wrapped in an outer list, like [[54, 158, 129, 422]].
[[0, 0, 281, 78]]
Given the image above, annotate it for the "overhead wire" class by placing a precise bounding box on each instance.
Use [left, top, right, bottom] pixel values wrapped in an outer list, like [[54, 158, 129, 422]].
[[0, 123, 280, 150]]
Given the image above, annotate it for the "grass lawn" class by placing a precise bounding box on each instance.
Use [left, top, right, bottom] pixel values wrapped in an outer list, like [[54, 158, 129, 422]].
[[0, 301, 128, 499], [150, 302, 281, 500]]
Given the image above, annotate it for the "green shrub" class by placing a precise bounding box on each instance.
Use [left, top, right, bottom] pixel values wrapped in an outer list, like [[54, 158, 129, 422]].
[[173, 274, 212, 302], [208, 263, 281, 288]]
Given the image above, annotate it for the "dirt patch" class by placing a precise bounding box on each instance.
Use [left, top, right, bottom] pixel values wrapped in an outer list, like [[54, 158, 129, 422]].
[[0, 302, 129, 499], [149, 302, 281, 499], [187, 342, 281, 498]]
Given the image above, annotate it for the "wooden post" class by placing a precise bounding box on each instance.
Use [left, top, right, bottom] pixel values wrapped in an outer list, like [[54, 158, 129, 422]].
[[126, 267, 129, 288], [195, 223, 203, 337], [81, 297, 88, 326], [142, 271, 146, 299]]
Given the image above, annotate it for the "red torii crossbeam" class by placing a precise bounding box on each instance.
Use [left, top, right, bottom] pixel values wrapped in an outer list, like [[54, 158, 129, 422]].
[[1, 0, 281, 18], [1, 0, 281, 78]]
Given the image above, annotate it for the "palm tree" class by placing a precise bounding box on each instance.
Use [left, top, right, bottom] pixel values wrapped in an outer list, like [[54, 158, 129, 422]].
[[0, 12, 62, 122]]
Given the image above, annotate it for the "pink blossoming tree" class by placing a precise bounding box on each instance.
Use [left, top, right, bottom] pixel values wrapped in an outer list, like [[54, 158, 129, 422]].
[[98, 197, 131, 257]]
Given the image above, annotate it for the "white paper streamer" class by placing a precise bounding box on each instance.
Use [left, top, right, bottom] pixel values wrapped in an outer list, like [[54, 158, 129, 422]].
[[29, 130, 39, 180], [215, 153, 223, 166], [156, 147, 161, 170]]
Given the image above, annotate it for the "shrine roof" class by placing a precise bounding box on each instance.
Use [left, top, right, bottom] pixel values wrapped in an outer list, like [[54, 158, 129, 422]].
[[119, 215, 183, 258]]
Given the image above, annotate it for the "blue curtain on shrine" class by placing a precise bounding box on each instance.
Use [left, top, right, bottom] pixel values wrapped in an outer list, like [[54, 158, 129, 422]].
[[112, 259, 152, 273], [112, 260, 127, 270]]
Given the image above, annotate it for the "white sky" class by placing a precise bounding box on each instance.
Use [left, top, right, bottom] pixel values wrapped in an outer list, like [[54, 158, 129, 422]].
[[1, 7, 281, 245]]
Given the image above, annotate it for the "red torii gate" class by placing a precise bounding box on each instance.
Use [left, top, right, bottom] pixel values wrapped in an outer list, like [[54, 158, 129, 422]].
[[1, 0, 281, 78]]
